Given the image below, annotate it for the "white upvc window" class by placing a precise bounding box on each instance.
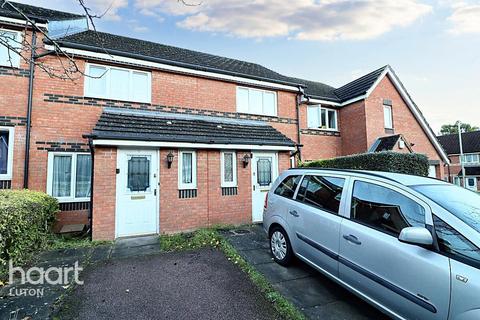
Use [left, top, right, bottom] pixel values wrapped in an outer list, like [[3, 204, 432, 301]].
[[236, 86, 277, 116], [307, 105, 338, 131], [221, 151, 237, 187], [0, 29, 21, 68], [384, 104, 393, 129], [0, 126, 14, 180], [47, 152, 92, 202], [84, 63, 151, 103], [178, 150, 197, 189], [462, 153, 480, 165]]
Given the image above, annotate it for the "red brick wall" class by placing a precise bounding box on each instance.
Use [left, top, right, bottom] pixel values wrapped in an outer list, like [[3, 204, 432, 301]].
[[365, 76, 444, 168], [158, 149, 290, 235], [339, 100, 368, 156], [92, 147, 117, 240]]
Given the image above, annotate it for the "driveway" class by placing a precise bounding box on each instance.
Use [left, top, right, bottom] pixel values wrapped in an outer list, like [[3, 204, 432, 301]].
[[223, 225, 390, 320], [56, 246, 280, 320]]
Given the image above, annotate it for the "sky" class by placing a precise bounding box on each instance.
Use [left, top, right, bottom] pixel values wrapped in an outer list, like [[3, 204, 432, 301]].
[[15, 0, 480, 133]]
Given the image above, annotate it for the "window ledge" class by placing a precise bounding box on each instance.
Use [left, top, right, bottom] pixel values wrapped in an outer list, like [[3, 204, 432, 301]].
[[306, 128, 339, 132]]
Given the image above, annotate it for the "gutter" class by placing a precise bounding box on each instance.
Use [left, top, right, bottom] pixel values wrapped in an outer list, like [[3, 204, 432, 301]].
[[47, 39, 305, 89], [85, 135, 95, 240], [295, 86, 304, 162], [23, 27, 36, 188]]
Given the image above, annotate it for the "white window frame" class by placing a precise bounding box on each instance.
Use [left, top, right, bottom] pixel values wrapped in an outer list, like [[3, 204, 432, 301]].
[[0, 29, 22, 68], [178, 150, 197, 190], [0, 126, 14, 180], [307, 105, 338, 131], [462, 153, 480, 165], [84, 63, 152, 103], [47, 152, 91, 203], [384, 104, 393, 129], [236, 86, 277, 116], [221, 151, 237, 188]]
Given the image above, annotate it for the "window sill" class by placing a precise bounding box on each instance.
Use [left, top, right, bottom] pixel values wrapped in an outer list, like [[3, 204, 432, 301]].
[[0, 175, 12, 180], [54, 197, 91, 203], [84, 94, 151, 105], [236, 111, 278, 118], [0, 64, 20, 69], [306, 127, 339, 133]]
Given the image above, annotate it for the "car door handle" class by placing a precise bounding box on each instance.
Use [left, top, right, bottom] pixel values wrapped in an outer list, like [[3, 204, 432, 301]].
[[289, 210, 299, 217], [343, 234, 362, 245]]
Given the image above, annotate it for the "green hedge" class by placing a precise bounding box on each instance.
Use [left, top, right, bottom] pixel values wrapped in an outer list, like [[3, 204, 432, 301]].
[[301, 151, 429, 176], [0, 190, 58, 272]]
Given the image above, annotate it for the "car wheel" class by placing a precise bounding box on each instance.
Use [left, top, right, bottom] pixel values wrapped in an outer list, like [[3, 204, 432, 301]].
[[269, 226, 293, 266]]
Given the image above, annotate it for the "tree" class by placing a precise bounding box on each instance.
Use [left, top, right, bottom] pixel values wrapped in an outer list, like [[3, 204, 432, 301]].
[[0, 0, 197, 80], [439, 121, 479, 135]]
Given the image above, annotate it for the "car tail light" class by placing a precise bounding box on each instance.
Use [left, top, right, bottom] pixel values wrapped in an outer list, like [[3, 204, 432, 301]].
[[264, 193, 269, 209]]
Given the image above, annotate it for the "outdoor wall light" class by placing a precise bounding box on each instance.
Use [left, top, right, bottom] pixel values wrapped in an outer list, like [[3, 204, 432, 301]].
[[242, 153, 251, 168], [167, 151, 174, 169]]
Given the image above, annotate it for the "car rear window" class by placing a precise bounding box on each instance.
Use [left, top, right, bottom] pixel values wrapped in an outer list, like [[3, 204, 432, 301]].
[[274, 175, 301, 199], [296, 175, 345, 214]]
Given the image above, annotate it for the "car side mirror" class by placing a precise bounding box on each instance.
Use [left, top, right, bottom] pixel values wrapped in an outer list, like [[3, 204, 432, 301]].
[[398, 227, 433, 246]]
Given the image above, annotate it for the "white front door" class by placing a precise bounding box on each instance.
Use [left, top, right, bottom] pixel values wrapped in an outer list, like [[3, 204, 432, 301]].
[[466, 176, 478, 191], [251, 152, 278, 222], [116, 149, 159, 237]]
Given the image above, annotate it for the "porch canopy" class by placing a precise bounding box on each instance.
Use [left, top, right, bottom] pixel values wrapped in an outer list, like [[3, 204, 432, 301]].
[[87, 108, 296, 151]]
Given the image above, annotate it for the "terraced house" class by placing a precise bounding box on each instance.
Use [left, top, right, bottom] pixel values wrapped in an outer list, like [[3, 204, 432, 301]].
[[0, 2, 449, 240], [438, 130, 480, 192]]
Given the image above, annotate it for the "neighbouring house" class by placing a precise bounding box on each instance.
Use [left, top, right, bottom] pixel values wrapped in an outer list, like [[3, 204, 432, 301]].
[[0, 2, 449, 240], [437, 130, 480, 192]]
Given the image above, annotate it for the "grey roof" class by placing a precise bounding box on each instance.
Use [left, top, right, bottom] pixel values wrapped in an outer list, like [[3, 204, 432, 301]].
[[0, 1, 84, 22], [54, 30, 303, 87], [437, 130, 480, 154], [90, 109, 296, 147], [52, 30, 389, 101], [333, 66, 388, 102], [285, 77, 339, 101], [461, 167, 480, 176], [369, 134, 401, 152]]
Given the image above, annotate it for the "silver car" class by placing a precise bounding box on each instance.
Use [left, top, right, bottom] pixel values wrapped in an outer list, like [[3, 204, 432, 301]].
[[263, 169, 480, 320]]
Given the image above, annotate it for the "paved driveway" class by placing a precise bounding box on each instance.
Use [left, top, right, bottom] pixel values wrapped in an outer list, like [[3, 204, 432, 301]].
[[56, 246, 280, 320], [223, 225, 391, 320]]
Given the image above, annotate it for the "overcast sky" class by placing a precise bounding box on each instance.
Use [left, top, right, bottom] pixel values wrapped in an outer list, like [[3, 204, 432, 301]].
[[17, 0, 480, 133]]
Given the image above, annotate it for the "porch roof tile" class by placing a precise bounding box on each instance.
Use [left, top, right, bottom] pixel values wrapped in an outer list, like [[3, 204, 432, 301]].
[[89, 109, 296, 147]]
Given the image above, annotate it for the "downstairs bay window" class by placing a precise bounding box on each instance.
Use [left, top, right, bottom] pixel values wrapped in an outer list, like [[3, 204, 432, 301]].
[[307, 105, 338, 131], [47, 152, 92, 202]]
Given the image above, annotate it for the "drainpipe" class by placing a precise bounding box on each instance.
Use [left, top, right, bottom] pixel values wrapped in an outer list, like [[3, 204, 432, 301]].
[[87, 137, 95, 240], [295, 86, 304, 163], [23, 27, 37, 189]]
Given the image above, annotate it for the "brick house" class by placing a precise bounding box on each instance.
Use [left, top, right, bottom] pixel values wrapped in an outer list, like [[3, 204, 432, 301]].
[[437, 130, 480, 192], [0, 2, 449, 240]]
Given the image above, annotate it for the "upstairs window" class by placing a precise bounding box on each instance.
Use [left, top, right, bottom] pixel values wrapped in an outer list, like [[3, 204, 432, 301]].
[[237, 87, 277, 116], [462, 154, 480, 165], [0, 30, 21, 68], [85, 63, 151, 103], [307, 105, 338, 131], [47, 152, 92, 202], [383, 104, 393, 129], [0, 127, 14, 179]]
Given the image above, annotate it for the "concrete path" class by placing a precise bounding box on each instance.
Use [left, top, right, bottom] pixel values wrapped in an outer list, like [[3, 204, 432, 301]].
[[223, 225, 391, 320]]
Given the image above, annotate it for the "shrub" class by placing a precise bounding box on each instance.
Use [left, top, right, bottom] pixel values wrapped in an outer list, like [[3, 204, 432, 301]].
[[301, 151, 429, 176], [0, 190, 59, 273]]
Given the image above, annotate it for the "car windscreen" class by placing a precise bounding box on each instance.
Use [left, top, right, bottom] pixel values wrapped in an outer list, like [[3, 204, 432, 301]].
[[412, 184, 480, 233]]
